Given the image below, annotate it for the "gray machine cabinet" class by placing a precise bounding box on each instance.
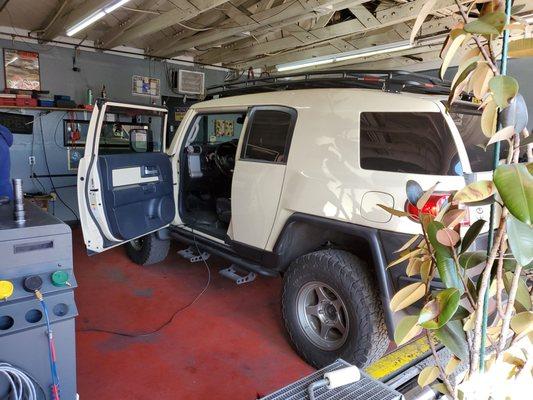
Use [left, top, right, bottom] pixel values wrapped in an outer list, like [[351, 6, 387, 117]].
[[0, 201, 78, 400]]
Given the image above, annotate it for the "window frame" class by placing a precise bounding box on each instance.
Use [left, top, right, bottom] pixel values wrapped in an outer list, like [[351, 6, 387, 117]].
[[239, 105, 297, 165]]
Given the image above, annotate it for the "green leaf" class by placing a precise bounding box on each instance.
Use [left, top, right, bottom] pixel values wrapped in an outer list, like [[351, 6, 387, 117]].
[[418, 366, 440, 387], [453, 181, 495, 204], [448, 60, 478, 104], [464, 11, 506, 35], [418, 288, 460, 329], [489, 75, 519, 109], [509, 38, 533, 58], [435, 320, 468, 361], [460, 219, 486, 253], [494, 164, 533, 225], [503, 271, 532, 313], [394, 315, 423, 346], [451, 305, 470, 321], [506, 215, 533, 267], [427, 221, 463, 293], [390, 282, 426, 312], [459, 251, 486, 269]]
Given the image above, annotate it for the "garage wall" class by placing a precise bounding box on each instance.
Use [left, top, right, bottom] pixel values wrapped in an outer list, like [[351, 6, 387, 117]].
[[0, 38, 228, 222]]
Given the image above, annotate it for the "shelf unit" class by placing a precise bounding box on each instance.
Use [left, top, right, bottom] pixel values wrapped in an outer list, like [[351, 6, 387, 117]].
[[0, 105, 91, 112]]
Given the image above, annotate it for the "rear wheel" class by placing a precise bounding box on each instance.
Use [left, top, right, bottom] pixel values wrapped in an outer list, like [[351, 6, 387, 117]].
[[282, 249, 388, 368], [125, 232, 170, 266]]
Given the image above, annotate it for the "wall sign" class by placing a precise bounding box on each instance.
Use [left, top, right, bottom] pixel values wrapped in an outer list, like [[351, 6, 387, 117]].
[[3, 49, 41, 90], [132, 75, 160, 96]]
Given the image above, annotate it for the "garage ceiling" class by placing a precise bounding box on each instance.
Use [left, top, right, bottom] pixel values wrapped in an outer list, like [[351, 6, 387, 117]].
[[1, 0, 532, 73]]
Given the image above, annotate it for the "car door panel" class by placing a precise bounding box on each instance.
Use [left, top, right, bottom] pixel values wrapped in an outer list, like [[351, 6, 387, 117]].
[[97, 153, 175, 241], [78, 101, 173, 253]]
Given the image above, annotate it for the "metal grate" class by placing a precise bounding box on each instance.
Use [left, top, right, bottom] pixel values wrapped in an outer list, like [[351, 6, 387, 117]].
[[261, 359, 403, 400]]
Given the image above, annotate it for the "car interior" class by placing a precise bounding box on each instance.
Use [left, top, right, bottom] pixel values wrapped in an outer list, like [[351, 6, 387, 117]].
[[179, 112, 247, 238]]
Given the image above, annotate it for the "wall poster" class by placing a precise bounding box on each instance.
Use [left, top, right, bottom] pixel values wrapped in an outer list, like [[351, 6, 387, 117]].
[[132, 75, 160, 96], [3, 49, 41, 90]]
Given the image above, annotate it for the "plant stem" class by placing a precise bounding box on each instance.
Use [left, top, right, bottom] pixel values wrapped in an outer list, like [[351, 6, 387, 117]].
[[498, 263, 523, 356], [470, 215, 507, 372], [426, 330, 456, 398], [454, 0, 500, 75], [495, 245, 505, 319]]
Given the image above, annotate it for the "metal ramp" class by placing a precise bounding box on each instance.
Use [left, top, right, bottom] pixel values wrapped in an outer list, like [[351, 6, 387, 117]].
[[260, 359, 403, 400]]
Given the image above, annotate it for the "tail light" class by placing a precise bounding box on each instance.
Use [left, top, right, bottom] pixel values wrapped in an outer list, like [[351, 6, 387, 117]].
[[405, 193, 451, 222]]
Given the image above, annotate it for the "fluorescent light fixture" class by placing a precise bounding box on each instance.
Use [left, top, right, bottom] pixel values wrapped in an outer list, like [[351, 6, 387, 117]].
[[104, 0, 132, 13], [66, 0, 132, 37], [276, 40, 414, 72]]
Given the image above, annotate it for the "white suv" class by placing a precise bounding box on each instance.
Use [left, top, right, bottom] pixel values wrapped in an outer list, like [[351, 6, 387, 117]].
[[77, 71, 492, 369]]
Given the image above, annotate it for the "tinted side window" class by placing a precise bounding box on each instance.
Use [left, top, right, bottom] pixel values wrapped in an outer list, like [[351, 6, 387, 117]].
[[360, 112, 462, 175], [241, 108, 295, 163]]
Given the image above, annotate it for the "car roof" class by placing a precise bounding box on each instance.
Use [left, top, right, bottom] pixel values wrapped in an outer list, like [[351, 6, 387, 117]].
[[192, 88, 446, 110]]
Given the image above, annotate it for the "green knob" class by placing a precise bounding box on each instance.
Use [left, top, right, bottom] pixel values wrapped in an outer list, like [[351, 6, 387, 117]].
[[51, 270, 69, 287]]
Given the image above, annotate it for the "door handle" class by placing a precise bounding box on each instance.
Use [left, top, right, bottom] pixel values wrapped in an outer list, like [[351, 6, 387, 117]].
[[142, 166, 159, 176]]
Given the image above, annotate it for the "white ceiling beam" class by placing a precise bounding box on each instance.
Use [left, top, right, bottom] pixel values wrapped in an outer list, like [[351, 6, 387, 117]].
[[104, 0, 231, 48], [99, 0, 161, 48], [156, 0, 369, 57], [233, 14, 457, 69], [40, 0, 110, 40], [225, 0, 465, 68]]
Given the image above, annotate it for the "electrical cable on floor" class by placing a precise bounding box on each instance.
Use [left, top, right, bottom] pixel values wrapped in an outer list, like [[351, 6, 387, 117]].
[[0, 361, 46, 400], [78, 229, 211, 338], [38, 116, 79, 221]]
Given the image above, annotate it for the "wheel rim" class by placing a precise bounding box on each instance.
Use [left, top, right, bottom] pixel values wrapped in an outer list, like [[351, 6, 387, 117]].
[[296, 281, 350, 351], [130, 237, 144, 251]]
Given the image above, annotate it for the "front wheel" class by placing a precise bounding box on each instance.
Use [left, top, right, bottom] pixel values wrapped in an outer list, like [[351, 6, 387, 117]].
[[125, 232, 170, 266], [282, 249, 388, 368]]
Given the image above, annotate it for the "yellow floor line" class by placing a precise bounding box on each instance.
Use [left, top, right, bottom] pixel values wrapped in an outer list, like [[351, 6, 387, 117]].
[[365, 337, 430, 380]]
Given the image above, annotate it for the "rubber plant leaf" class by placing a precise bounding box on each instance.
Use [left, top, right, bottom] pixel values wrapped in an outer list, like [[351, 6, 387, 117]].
[[489, 75, 519, 109], [394, 315, 423, 346], [435, 320, 468, 361], [453, 180, 495, 204], [418, 288, 460, 330], [494, 163, 533, 225], [390, 282, 426, 312], [506, 215, 533, 266], [503, 271, 532, 313], [460, 219, 486, 253], [458, 251, 486, 269], [427, 221, 463, 293]]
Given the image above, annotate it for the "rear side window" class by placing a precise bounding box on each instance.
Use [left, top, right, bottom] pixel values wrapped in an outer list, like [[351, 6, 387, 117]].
[[359, 112, 462, 175], [241, 107, 296, 163]]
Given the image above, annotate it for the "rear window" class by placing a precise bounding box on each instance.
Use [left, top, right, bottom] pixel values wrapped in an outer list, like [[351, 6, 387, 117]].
[[360, 112, 462, 175], [449, 110, 510, 172]]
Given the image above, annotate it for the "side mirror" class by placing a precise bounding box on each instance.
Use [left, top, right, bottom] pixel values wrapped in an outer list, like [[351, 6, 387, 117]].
[[129, 128, 152, 152]]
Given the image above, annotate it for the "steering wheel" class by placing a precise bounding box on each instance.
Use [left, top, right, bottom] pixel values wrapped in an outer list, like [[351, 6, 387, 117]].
[[214, 140, 238, 176]]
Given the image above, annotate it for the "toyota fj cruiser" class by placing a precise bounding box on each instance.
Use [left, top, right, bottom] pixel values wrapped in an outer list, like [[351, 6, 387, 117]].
[[77, 71, 493, 369]]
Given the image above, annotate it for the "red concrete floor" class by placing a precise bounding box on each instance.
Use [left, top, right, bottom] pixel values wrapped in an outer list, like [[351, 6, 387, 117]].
[[72, 228, 314, 399]]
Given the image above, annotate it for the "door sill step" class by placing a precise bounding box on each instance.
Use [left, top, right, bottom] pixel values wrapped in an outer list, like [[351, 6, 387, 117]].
[[219, 265, 257, 285], [178, 246, 211, 263]]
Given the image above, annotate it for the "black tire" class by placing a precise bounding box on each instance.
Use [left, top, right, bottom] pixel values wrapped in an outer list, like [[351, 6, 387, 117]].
[[125, 232, 170, 266], [282, 249, 388, 368]]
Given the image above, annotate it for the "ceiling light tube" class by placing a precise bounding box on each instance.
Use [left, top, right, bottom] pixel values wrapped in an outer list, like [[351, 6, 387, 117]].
[[104, 0, 132, 14], [66, 0, 132, 37], [67, 11, 106, 36], [276, 40, 414, 72]]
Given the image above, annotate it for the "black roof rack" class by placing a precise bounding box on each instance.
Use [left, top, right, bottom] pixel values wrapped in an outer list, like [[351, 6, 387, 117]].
[[206, 70, 451, 98]]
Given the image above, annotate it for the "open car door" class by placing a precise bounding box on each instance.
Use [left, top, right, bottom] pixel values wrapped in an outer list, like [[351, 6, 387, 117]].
[[77, 101, 175, 253]]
